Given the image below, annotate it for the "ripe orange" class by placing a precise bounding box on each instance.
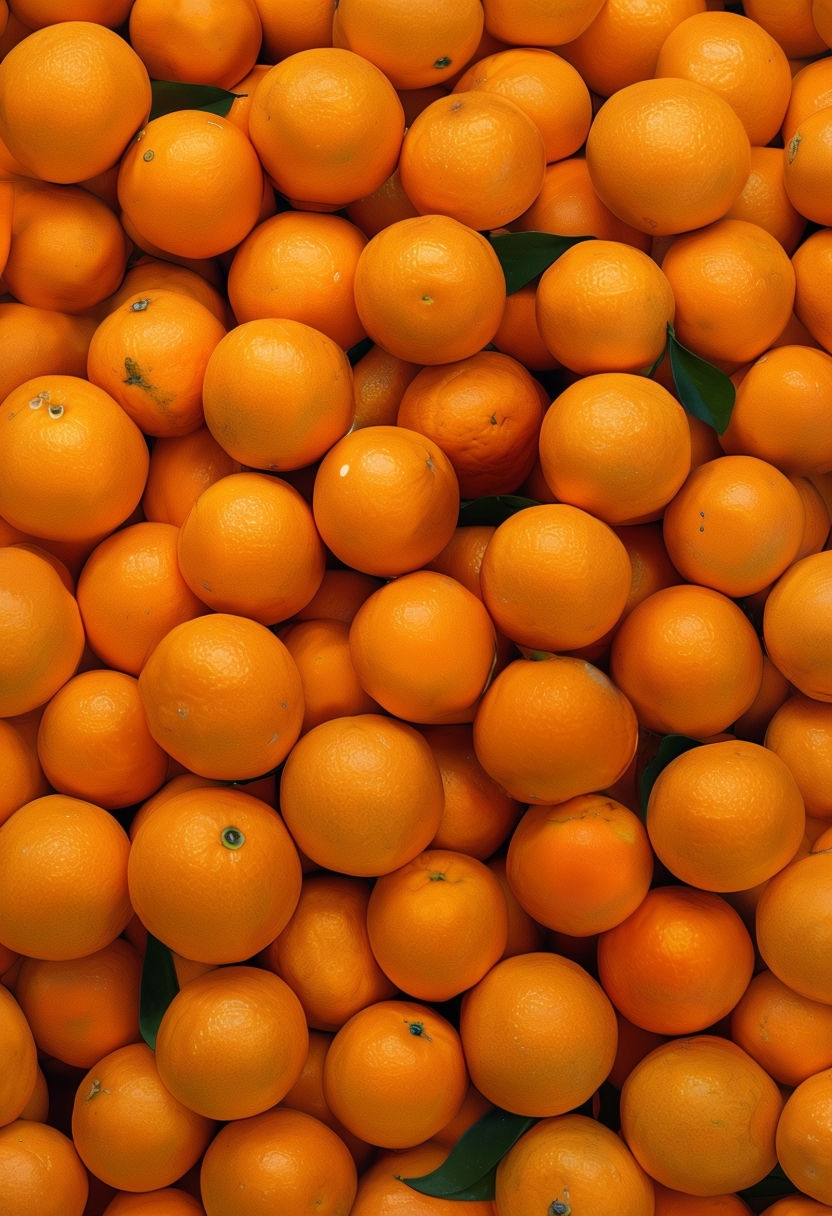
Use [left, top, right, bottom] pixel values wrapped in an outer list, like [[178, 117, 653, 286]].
[[323, 998, 468, 1149], [345, 165, 421, 240], [100, 1191, 207, 1214], [350, 343, 421, 430], [472, 654, 639, 806], [253, 0, 334, 59], [352, 214, 507, 365], [332, 0, 484, 89], [538, 372, 691, 526], [730, 967, 832, 1088], [107, 255, 230, 324], [141, 427, 239, 526], [0, 375, 149, 544], [756, 848, 832, 1004], [0, 794, 132, 962], [0, 715, 49, 828], [293, 568, 384, 624], [71, 1041, 215, 1193], [725, 145, 807, 256], [0, 984, 38, 1127], [585, 77, 751, 236], [0, 1120, 88, 1216], [742, 0, 827, 58], [0, 302, 96, 403], [765, 693, 832, 820], [732, 653, 793, 745], [0, 545, 85, 719], [490, 280, 559, 372], [424, 524, 495, 600], [783, 55, 832, 143], [7, 0, 134, 27], [117, 110, 265, 260], [199, 1106, 358, 1216], [312, 424, 460, 578], [482, 0, 605, 45], [609, 583, 764, 738], [763, 550, 832, 701], [248, 48, 405, 210], [127, 0, 262, 90], [137, 612, 304, 782], [0, 20, 151, 184], [614, 521, 682, 617], [127, 785, 302, 965], [494, 1113, 656, 1216], [785, 105, 832, 228], [792, 227, 832, 355], [279, 713, 446, 878], [778, 1071, 832, 1208], [278, 617, 380, 735], [201, 317, 355, 472], [505, 794, 654, 938]]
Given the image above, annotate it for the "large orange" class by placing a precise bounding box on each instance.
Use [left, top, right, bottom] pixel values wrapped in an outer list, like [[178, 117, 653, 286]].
[[776, 1067, 832, 1206], [0, 1120, 89, 1216], [332, 0, 484, 89], [756, 848, 832, 1005], [730, 967, 832, 1089], [763, 550, 832, 701], [0, 984, 38, 1128], [127, 0, 262, 89]]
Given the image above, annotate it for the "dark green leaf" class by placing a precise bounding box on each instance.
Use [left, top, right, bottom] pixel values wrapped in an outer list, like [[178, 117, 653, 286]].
[[149, 80, 239, 120], [639, 733, 703, 816], [458, 495, 539, 526], [347, 336, 374, 365], [488, 231, 595, 295], [400, 1107, 538, 1200], [739, 1163, 797, 1201], [666, 324, 735, 434], [139, 932, 179, 1050]]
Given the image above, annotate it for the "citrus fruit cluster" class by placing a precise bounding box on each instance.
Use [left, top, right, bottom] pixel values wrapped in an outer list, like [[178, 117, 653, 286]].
[[3, 2, 832, 1214]]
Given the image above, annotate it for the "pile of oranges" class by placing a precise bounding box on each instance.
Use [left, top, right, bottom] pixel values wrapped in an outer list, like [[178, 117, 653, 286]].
[[4, 0, 832, 1213]]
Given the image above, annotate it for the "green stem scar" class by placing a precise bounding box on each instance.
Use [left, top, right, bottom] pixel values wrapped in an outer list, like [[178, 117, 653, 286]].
[[405, 1019, 432, 1040], [221, 826, 245, 849]]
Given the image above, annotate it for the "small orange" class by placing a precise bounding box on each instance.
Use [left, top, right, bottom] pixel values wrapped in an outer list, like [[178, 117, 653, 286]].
[[201, 317, 355, 472], [756, 1198, 832, 1216], [345, 166, 421, 239], [137, 612, 304, 782], [107, 255, 230, 324], [0, 793, 132, 962], [424, 524, 496, 600], [0, 1120, 88, 1216], [323, 998, 468, 1149], [784, 106, 832, 228], [348, 1139, 498, 1216], [352, 213, 507, 366], [0, 984, 38, 1127], [776, 1067, 832, 1206], [652, 1185, 754, 1215], [293, 568, 383, 624], [766, 693, 832, 820], [0, 302, 96, 404], [763, 550, 832, 701], [481, 0, 605, 45], [490, 280, 559, 372], [732, 654, 793, 745], [725, 145, 808, 256], [71, 1041, 215, 1193], [350, 343, 422, 430], [127, 784, 302, 965], [141, 428, 239, 528], [0, 715, 49, 828], [756, 848, 832, 1004], [253, 0, 334, 59], [312, 424, 460, 578], [101, 1191, 206, 1214], [278, 713, 446, 878], [278, 617, 380, 735], [730, 967, 832, 1088], [614, 521, 682, 618], [127, 0, 262, 90], [792, 227, 832, 355], [505, 794, 654, 938]]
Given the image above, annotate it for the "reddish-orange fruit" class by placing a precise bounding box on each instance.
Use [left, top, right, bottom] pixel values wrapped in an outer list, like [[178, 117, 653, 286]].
[[0, 1120, 89, 1216], [505, 795, 654, 938], [331, 0, 484, 89], [730, 967, 832, 1088], [322, 999, 469, 1149], [756, 849, 832, 1005], [127, 0, 262, 89], [0, 984, 38, 1127], [127, 785, 302, 965], [776, 1068, 832, 1206], [763, 550, 832, 701]]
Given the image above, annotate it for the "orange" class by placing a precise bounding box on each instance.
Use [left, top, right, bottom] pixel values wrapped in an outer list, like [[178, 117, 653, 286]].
[[784, 106, 832, 228], [199, 1106, 357, 1216], [349, 1139, 498, 1216], [756, 848, 832, 1004], [597, 885, 756, 1035], [0, 793, 132, 961], [261, 872, 396, 1032], [201, 317, 355, 472], [154, 964, 308, 1122], [323, 998, 468, 1149], [395, 350, 546, 499], [654, 9, 793, 146], [487, 855, 548, 958], [13, 937, 142, 1071], [277, 617, 380, 735], [0, 1120, 88, 1216], [293, 568, 383, 624], [253, 0, 334, 59], [101, 1192, 207, 1214], [460, 950, 617, 1117], [732, 653, 793, 745], [0, 714, 48, 828], [741, 0, 828, 58], [659, 218, 796, 367], [720, 344, 832, 476], [117, 109, 264, 261], [127, 0, 262, 89], [348, 570, 497, 725], [778, 1070, 832, 1208], [424, 524, 495, 600], [35, 668, 168, 810], [757, 1200, 832, 1216], [494, 1113, 657, 1216], [279, 713, 445, 878], [646, 737, 806, 893], [128, 784, 302, 965], [365, 848, 509, 1002], [311, 424, 460, 578], [352, 214, 507, 365], [652, 1186, 753, 1215], [226, 210, 368, 350], [76, 521, 208, 678], [0, 375, 149, 544], [481, 0, 605, 45], [0, 302, 96, 403], [479, 503, 632, 653], [793, 227, 832, 355], [106, 255, 230, 325], [766, 693, 832, 820], [141, 428, 240, 528], [8, 0, 134, 26], [350, 344, 421, 430], [783, 55, 832, 143], [397, 90, 546, 232], [814, 0, 832, 48], [137, 612, 304, 782], [452, 45, 592, 164], [534, 237, 675, 375], [619, 1034, 783, 1196], [764, 550, 832, 701], [730, 967, 832, 1088], [0, 545, 85, 718], [725, 145, 808, 256], [0, 984, 37, 1127], [505, 794, 654, 938], [585, 77, 751, 237], [473, 654, 639, 806], [609, 583, 764, 738], [332, 0, 483, 89], [661, 454, 806, 598], [248, 48, 405, 211], [71, 1041, 215, 1193], [538, 371, 691, 526], [345, 166, 421, 239], [176, 471, 326, 627], [490, 280, 559, 372], [0, 20, 151, 184], [86, 289, 227, 439]]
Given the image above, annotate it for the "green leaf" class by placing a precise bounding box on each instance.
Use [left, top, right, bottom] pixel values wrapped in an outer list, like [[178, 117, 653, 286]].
[[639, 733, 704, 817], [139, 932, 179, 1050], [666, 324, 735, 434], [149, 80, 239, 120], [399, 1107, 538, 1200], [739, 1163, 797, 1201], [458, 495, 539, 527], [488, 231, 595, 295], [347, 336, 374, 365]]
